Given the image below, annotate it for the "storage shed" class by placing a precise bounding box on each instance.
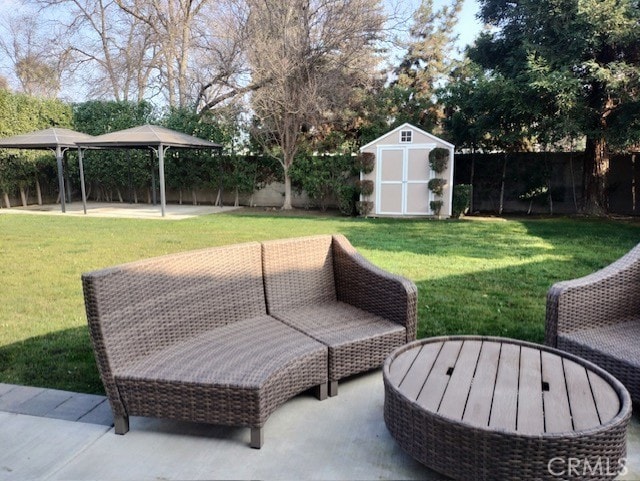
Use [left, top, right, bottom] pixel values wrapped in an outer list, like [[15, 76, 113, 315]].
[[358, 123, 455, 217]]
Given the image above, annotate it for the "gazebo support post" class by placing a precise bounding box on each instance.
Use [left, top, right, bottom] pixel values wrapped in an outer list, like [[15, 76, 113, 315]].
[[151, 150, 157, 206], [78, 148, 87, 214], [158, 144, 168, 217], [55, 146, 66, 213], [64, 156, 72, 204]]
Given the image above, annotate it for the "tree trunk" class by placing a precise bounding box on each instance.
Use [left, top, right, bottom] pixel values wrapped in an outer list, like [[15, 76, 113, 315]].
[[282, 170, 292, 210], [179, 189, 183, 205], [234, 187, 239, 207], [19, 186, 28, 206], [192, 190, 197, 206], [582, 136, 609, 215], [35, 177, 42, 205], [3, 192, 11, 208], [569, 150, 578, 213], [117, 188, 124, 203]]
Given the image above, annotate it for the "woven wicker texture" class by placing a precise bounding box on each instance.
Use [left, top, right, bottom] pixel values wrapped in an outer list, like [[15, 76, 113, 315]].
[[546, 243, 640, 402], [384, 336, 631, 481], [82, 241, 328, 435], [332, 234, 418, 342], [262, 235, 337, 312], [116, 315, 327, 427], [262, 234, 418, 383], [83, 234, 416, 442], [272, 302, 406, 381]]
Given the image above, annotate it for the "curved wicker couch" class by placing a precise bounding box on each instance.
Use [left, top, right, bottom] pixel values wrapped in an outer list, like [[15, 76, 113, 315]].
[[82, 234, 417, 448]]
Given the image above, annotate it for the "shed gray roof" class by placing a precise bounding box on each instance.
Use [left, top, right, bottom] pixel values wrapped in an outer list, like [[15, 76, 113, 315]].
[[75, 124, 221, 149], [0, 128, 95, 150]]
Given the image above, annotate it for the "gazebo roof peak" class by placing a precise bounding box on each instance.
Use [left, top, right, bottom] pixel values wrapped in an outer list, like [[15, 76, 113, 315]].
[[76, 124, 222, 149], [0, 127, 95, 150]]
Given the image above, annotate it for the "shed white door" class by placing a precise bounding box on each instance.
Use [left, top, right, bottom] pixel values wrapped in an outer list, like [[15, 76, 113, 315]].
[[377, 146, 433, 215]]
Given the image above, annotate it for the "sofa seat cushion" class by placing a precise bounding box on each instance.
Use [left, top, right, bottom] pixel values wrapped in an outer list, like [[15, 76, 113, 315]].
[[558, 318, 640, 399], [559, 318, 640, 363], [271, 302, 406, 381], [114, 315, 328, 427]]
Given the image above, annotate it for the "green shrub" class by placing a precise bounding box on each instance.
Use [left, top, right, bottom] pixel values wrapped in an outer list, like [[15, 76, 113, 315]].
[[355, 179, 374, 197], [289, 153, 353, 211], [355, 152, 375, 174], [356, 200, 373, 217], [430, 200, 443, 216], [452, 184, 472, 218], [428, 178, 446, 196], [429, 148, 449, 173], [336, 183, 358, 216]]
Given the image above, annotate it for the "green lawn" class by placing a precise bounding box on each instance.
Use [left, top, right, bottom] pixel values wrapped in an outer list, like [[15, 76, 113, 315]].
[[1, 210, 639, 394]]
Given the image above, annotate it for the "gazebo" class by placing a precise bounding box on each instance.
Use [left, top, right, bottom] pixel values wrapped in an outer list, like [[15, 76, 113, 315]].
[[76, 125, 222, 217], [0, 127, 95, 213]]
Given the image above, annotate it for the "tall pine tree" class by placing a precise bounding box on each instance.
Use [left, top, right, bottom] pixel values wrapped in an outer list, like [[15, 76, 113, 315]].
[[393, 0, 463, 131]]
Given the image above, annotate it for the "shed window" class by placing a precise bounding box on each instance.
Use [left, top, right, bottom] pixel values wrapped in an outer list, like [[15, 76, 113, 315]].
[[400, 130, 413, 143]]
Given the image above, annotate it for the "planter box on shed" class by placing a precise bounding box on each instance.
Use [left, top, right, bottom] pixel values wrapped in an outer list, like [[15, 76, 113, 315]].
[[359, 123, 454, 218]]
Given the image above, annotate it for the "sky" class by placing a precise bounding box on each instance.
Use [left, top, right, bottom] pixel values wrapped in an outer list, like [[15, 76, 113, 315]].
[[455, 0, 483, 49], [395, 0, 482, 49], [0, 0, 484, 101]]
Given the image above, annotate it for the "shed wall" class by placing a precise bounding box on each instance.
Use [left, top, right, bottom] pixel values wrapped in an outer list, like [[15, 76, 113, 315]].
[[360, 125, 454, 217]]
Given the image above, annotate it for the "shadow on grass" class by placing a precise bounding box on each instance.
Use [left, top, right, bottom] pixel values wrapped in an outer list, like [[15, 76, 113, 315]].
[[2, 216, 638, 393], [340, 217, 640, 345], [0, 326, 103, 394]]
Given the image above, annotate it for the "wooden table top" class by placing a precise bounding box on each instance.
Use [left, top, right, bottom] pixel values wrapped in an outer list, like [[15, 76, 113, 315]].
[[387, 337, 622, 435]]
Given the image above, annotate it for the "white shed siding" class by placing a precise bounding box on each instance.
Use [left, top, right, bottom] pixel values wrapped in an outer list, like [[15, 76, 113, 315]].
[[360, 124, 454, 218]]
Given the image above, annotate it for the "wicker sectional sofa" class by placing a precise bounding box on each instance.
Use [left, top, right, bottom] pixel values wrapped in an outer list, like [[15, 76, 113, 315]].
[[82, 234, 417, 448]]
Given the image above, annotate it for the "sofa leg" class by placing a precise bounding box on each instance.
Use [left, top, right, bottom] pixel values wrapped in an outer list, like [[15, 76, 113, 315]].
[[314, 383, 328, 401], [114, 415, 129, 435], [250, 427, 263, 449], [329, 381, 338, 397]]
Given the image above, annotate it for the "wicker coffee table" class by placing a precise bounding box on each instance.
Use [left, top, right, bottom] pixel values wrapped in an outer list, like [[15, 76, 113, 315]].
[[383, 336, 631, 480]]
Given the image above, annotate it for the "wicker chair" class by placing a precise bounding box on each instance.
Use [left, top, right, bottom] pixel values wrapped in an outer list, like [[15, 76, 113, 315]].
[[546, 243, 640, 403]]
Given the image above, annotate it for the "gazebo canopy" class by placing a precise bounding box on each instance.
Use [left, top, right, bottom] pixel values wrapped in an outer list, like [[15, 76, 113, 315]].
[[75, 124, 221, 149], [76, 124, 222, 217], [0, 127, 95, 149], [0, 127, 96, 213]]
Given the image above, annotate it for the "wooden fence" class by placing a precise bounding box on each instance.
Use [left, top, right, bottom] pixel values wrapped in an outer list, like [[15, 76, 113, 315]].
[[454, 152, 640, 215]]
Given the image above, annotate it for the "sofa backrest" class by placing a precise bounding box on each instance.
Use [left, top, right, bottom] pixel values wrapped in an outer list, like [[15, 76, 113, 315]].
[[262, 235, 337, 312], [82, 242, 266, 371]]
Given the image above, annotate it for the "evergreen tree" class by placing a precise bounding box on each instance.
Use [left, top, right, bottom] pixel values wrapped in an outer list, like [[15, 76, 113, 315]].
[[470, 0, 640, 214], [393, 0, 463, 131]]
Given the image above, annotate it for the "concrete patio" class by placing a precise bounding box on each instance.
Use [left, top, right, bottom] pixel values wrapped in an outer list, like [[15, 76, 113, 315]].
[[0, 371, 639, 480], [0, 202, 239, 220]]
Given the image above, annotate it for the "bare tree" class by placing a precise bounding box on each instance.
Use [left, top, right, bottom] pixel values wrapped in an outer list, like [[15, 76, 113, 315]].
[[248, 0, 385, 209], [194, 0, 267, 113], [28, 0, 157, 102], [114, 0, 212, 107], [0, 13, 68, 97]]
